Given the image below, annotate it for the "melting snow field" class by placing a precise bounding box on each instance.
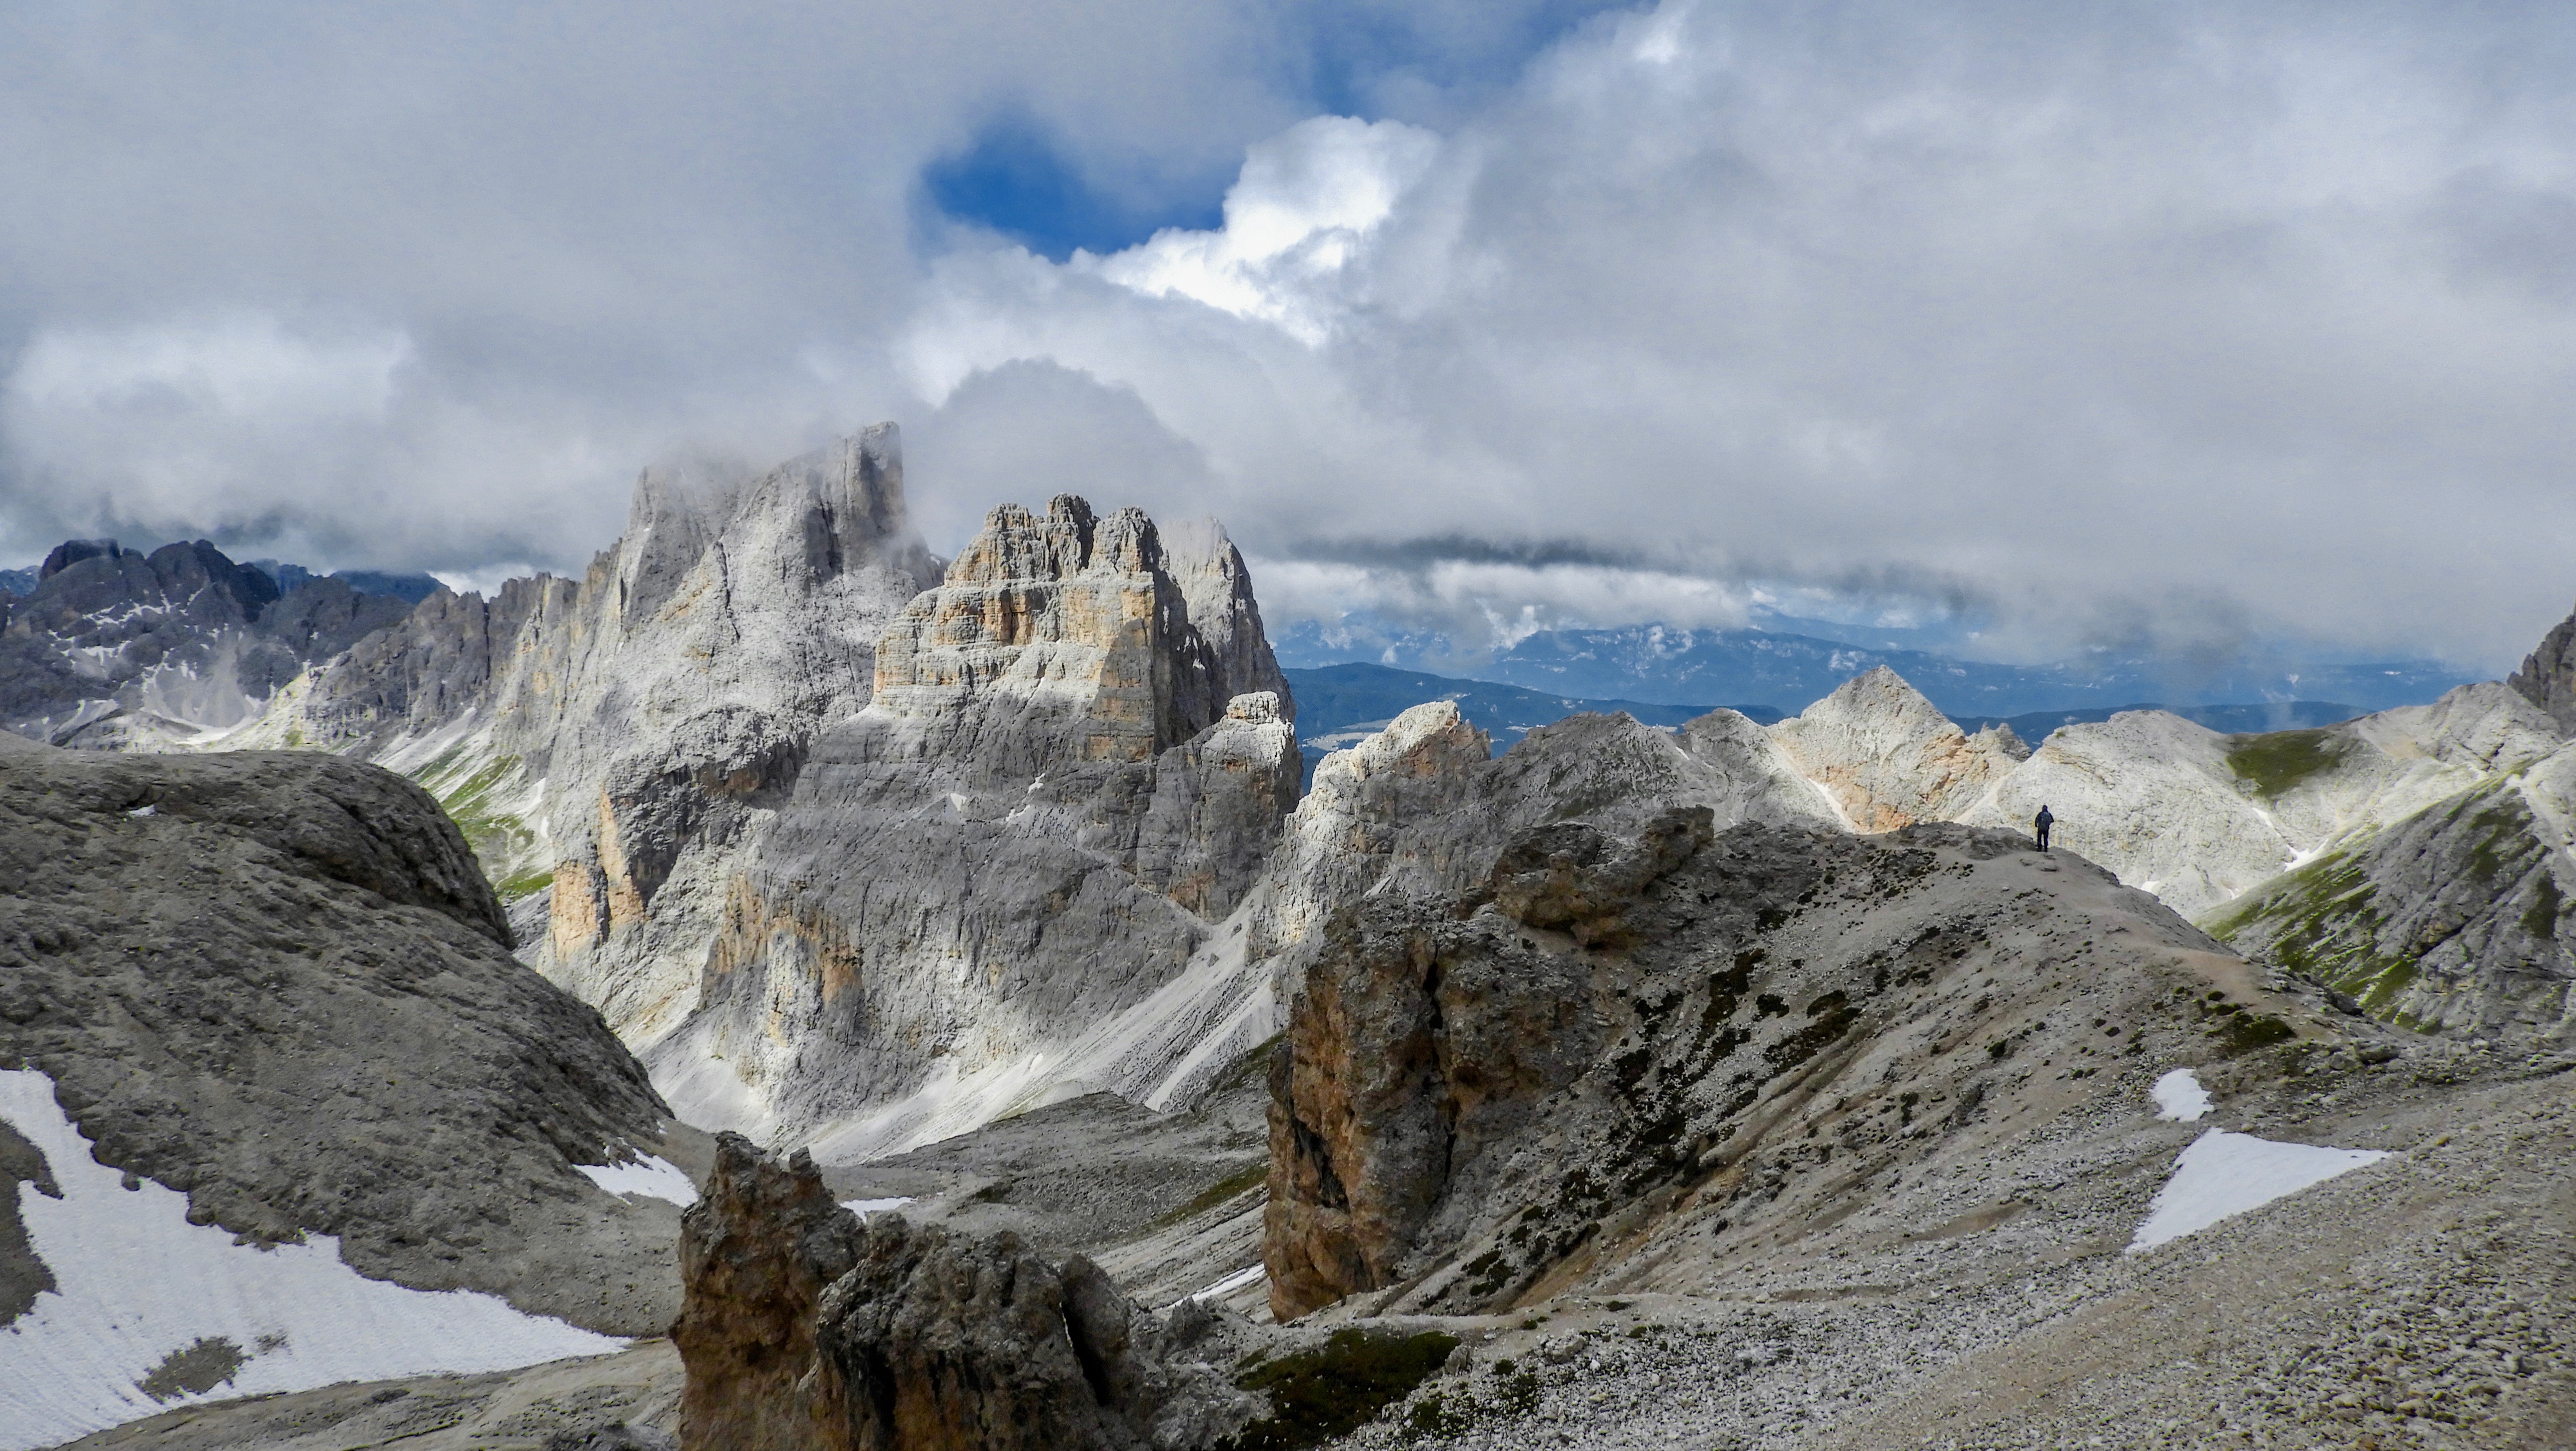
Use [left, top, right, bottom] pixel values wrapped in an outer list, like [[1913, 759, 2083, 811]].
[[0, 1069, 625, 1451], [575, 1155, 698, 1206], [2129, 1071, 2390, 1253], [842, 1197, 913, 1218]]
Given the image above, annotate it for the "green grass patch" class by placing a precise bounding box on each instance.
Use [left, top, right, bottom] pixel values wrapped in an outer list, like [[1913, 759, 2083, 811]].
[[1223, 1329, 1462, 1451], [2206, 849, 2423, 1030], [2523, 874, 2565, 941], [1155, 1161, 1269, 1228], [2224, 728, 2353, 801], [410, 747, 547, 903]]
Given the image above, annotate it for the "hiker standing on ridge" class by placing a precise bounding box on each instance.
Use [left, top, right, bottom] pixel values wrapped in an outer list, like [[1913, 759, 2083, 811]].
[[2034, 805, 2054, 852]]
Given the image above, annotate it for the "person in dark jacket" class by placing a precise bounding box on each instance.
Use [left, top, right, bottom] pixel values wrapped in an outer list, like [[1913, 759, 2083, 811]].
[[2034, 805, 2054, 851]]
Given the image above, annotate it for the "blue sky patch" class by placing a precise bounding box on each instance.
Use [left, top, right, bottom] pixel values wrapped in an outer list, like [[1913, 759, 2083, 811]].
[[923, 119, 1225, 262]]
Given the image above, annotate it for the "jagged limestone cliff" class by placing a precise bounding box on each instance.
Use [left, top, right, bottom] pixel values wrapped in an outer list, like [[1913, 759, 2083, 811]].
[[654, 494, 1298, 1148]]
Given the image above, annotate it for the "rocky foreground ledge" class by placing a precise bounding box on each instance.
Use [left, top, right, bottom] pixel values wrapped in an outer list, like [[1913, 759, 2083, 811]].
[[672, 1132, 1474, 1451]]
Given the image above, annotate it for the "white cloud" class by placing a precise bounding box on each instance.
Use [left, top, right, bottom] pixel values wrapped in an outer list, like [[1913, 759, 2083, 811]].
[[1088, 116, 1444, 343], [1251, 556, 1754, 645], [9, 312, 408, 427], [888, 1, 2576, 669]]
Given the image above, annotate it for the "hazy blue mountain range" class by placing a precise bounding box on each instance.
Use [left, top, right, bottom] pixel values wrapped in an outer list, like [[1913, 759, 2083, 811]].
[[1274, 617, 2470, 718], [244, 560, 446, 604], [0, 556, 439, 604], [1953, 700, 2364, 742]]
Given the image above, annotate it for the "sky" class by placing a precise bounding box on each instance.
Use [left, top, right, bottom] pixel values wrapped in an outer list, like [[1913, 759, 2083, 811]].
[[2, 0, 2573, 672]]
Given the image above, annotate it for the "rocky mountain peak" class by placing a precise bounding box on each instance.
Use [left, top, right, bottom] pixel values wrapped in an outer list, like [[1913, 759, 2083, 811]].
[[866, 492, 1288, 771], [37, 537, 129, 580], [1770, 664, 2021, 830]]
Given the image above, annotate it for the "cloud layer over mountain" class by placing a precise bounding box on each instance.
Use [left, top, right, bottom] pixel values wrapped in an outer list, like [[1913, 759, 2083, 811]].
[[4, 1, 2572, 668]]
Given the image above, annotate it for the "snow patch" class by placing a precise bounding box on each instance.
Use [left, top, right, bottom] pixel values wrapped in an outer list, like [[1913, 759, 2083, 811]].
[[2128, 1129, 2391, 1253], [575, 1155, 697, 1206], [0, 1068, 623, 1451], [841, 1197, 913, 1218], [1176, 1263, 1266, 1308], [2150, 1068, 2212, 1123]]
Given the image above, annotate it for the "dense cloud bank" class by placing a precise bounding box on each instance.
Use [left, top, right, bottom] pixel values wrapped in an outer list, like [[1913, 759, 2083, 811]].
[[3, 1, 2573, 668]]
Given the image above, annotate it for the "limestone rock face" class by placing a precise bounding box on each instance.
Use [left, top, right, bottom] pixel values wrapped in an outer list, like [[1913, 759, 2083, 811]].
[[1253, 705, 1838, 965], [2209, 739, 2576, 1045], [659, 498, 1298, 1147], [1959, 710, 2290, 915], [1264, 810, 2305, 1321], [0, 740, 683, 1333], [676, 1134, 1259, 1451], [1768, 666, 2024, 830], [252, 428, 944, 1052], [2509, 599, 2576, 734], [862, 495, 1290, 775], [0, 538, 409, 747]]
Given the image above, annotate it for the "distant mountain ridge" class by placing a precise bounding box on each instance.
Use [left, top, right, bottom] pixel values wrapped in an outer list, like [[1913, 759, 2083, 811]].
[[1280, 661, 1772, 786], [1288, 662, 2367, 770], [1275, 616, 2470, 718]]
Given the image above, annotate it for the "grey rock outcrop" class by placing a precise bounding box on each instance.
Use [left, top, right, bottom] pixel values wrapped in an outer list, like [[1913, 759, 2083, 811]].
[[1246, 702, 1837, 967], [676, 1133, 1260, 1451], [1265, 809, 2322, 1320], [0, 1112, 58, 1326], [2509, 599, 2576, 734], [0, 739, 685, 1333]]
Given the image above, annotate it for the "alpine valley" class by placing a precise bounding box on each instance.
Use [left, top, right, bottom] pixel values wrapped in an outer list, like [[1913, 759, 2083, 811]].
[[3, 427, 2570, 1450]]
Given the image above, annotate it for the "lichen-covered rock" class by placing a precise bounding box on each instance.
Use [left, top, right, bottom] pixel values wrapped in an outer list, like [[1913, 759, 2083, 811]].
[[0, 740, 683, 1333]]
